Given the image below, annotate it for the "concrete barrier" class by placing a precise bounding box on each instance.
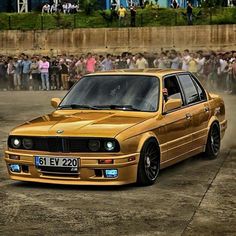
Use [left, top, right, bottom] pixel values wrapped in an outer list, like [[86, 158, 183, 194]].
[[0, 25, 236, 55]]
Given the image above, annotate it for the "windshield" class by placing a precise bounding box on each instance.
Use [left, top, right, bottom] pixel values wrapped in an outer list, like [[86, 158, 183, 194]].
[[59, 75, 160, 112]]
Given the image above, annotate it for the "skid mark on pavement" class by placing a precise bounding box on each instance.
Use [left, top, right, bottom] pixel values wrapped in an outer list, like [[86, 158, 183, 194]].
[[181, 150, 231, 236]]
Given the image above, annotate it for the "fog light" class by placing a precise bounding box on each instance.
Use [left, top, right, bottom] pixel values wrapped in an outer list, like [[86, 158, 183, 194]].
[[9, 155, 20, 160], [9, 164, 21, 173], [128, 156, 135, 162], [99, 159, 113, 164], [104, 169, 118, 178]]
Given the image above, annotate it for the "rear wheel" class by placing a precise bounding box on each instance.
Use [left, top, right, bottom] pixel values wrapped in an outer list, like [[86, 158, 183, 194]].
[[137, 139, 160, 186], [205, 122, 221, 159]]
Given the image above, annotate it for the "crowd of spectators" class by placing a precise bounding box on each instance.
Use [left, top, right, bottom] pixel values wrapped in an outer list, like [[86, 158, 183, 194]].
[[42, 2, 79, 14], [0, 50, 235, 94]]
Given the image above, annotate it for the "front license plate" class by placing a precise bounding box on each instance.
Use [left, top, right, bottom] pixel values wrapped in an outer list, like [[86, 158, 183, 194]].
[[35, 156, 79, 169]]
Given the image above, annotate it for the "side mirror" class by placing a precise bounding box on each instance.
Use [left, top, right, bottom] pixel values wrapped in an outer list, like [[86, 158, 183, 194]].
[[163, 98, 182, 113], [51, 98, 61, 109]]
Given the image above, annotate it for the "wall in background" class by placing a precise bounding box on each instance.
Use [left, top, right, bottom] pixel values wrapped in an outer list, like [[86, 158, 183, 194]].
[[0, 25, 235, 55]]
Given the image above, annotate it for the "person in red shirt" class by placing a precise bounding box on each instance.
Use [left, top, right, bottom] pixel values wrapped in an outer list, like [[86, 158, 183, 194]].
[[85, 53, 96, 73]]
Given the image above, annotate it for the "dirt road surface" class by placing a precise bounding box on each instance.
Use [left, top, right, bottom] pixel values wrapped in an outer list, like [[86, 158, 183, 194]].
[[0, 91, 235, 236]]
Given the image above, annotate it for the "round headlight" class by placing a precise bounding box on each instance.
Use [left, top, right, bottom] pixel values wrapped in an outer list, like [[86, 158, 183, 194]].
[[104, 141, 115, 151], [23, 138, 33, 149], [11, 138, 21, 149], [88, 140, 101, 152]]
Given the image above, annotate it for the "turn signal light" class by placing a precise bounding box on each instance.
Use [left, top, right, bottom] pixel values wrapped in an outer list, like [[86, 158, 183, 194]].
[[9, 155, 20, 160], [98, 159, 113, 164], [128, 156, 135, 162]]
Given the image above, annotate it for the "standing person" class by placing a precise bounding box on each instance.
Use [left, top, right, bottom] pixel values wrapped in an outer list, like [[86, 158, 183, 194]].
[[170, 51, 181, 69], [171, 0, 179, 8], [117, 5, 127, 26], [85, 53, 96, 73], [117, 53, 128, 69], [0, 58, 7, 90], [50, 57, 61, 90], [30, 57, 40, 90], [127, 53, 136, 69], [21, 55, 31, 90], [135, 53, 148, 69], [196, 50, 205, 82], [7, 57, 15, 90], [208, 52, 219, 91], [232, 58, 236, 94], [60, 59, 69, 90], [186, 2, 193, 25], [157, 52, 168, 69], [130, 4, 136, 27], [39, 56, 50, 91], [101, 54, 113, 71], [218, 53, 228, 91], [182, 49, 191, 71], [75, 56, 86, 76], [13, 56, 21, 90], [225, 60, 233, 94], [188, 52, 198, 75]]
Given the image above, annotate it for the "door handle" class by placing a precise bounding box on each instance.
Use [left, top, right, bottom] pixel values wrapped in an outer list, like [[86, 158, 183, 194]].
[[185, 113, 192, 120], [204, 107, 210, 112]]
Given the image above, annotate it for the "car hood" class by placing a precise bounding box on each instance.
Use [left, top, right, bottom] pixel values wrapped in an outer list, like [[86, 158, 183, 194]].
[[10, 110, 155, 138]]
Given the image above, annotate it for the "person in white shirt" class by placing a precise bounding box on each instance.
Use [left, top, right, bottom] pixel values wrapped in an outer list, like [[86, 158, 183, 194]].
[[135, 53, 148, 69], [50, 3, 58, 13], [182, 49, 191, 71], [42, 4, 50, 14], [62, 3, 68, 14]]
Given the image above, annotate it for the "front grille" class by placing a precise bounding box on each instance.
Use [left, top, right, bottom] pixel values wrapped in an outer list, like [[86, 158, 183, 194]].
[[38, 166, 78, 173], [8, 136, 120, 153], [37, 166, 80, 178]]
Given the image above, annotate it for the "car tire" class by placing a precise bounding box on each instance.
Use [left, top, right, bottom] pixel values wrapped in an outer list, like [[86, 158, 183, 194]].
[[204, 122, 221, 159], [137, 139, 160, 186]]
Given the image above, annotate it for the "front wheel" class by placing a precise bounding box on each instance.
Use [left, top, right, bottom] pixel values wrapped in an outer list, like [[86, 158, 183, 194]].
[[137, 139, 160, 186], [204, 122, 221, 159]]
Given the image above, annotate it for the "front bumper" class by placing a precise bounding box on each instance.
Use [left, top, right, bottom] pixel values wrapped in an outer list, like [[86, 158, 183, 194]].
[[4, 150, 139, 186]]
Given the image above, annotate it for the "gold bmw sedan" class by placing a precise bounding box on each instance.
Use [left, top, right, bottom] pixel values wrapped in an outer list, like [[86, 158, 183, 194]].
[[4, 69, 227, 186]]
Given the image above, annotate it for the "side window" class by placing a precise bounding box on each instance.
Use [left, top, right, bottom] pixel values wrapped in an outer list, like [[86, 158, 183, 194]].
[[190, 75, 207, 101], [164, 76, 183, 104], [178, 74, 200, 105]]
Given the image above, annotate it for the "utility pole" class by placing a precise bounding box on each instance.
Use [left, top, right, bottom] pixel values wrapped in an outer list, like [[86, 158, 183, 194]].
[[17, 0, 28, 13]]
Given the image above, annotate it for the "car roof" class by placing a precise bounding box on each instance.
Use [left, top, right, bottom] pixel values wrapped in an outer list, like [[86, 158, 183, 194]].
[[86, 69, 186, 78]]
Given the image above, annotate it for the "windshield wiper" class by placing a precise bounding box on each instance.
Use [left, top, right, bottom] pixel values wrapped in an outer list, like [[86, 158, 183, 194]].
[[58, 104, 101, 110], [95, 105, 142, 111]]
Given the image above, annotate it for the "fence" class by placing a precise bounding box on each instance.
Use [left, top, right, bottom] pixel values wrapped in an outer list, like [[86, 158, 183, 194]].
[[0, 8, 236, 30]]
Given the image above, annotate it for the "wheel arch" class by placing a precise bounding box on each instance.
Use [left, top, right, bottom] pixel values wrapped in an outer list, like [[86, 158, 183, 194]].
[[204, 117, 220, 151], [207, 116, 220, 136], [137, 132, 161, 158]]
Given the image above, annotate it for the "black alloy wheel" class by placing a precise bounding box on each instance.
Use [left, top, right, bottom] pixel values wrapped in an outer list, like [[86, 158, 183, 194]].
[[137, 139, 160, 186], [205, 123, 221, 159]]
